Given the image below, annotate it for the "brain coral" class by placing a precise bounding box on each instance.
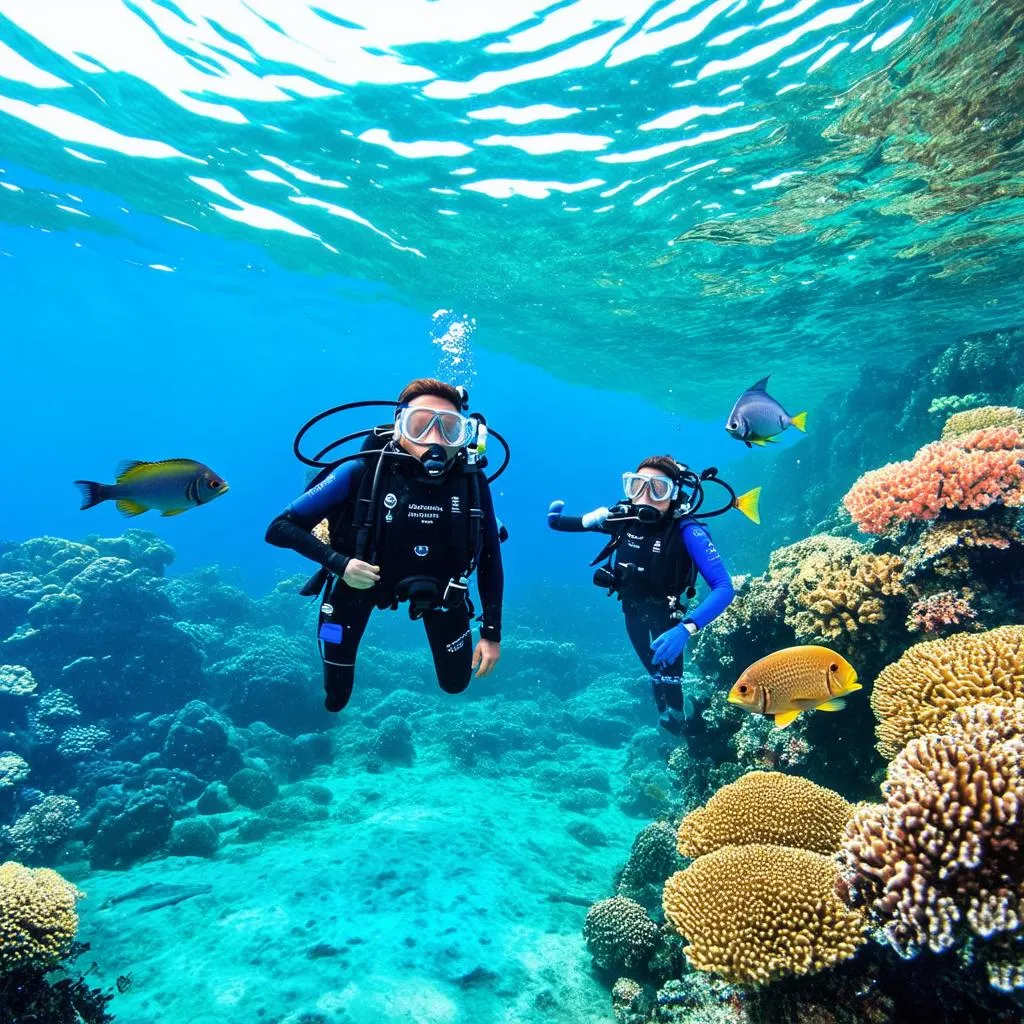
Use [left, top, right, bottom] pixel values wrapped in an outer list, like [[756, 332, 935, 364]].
[[941, 405, 1024, 440], [663, 843, 866, 986], [0, 861, 83, 973], [583, 896, 659, 971], [871, 625, 1024, 758], [840, 702, 1024, 963], [843, 426, 1024, 535], [677, 771, 853, 859]]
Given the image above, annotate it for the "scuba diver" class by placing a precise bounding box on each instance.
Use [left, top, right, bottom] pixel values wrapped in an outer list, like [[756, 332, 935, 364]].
[[547, 456, 758, 734], [266, 378, 507, 713]]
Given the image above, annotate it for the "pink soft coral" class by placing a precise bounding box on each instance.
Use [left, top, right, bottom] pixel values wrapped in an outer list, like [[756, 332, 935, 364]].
[[843, 427, 1024, 535]]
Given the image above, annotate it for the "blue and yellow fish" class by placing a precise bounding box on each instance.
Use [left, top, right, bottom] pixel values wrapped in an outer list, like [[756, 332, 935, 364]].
[[725, 376, 807, 447], [74, 459, 229, 518]]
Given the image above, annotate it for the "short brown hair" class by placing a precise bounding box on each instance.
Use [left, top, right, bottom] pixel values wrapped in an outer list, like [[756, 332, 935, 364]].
[[637, 455, 682, 481], [397, 377, 462, 408]]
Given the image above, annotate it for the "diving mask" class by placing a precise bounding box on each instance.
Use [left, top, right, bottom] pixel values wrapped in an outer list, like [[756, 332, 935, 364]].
[[396, 405, 476, 448], [622, 472, 677, 503]]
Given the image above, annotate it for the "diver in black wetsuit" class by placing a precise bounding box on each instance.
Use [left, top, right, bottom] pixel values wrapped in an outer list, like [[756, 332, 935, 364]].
[[548, 456, 757, 734], [266, 378, 504, 712]]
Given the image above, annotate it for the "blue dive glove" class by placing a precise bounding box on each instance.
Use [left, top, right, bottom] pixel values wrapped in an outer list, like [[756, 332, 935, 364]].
[[651, 623, 692, 668], [547, 499, 565, 526]]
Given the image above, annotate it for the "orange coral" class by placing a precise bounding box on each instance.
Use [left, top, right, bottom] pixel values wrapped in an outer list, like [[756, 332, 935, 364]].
[[843, 427, 1024, 535]]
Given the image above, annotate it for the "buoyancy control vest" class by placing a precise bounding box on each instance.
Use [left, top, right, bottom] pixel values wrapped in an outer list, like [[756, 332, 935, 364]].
[[592, 509, 700, 613], [302, 430, 488, 616]]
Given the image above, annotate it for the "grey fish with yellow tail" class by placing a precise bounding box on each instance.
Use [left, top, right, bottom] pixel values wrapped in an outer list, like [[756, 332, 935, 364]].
[[74, 459, 229, 518], [727, 645, 861, 728], [725, 376, 807, 447]]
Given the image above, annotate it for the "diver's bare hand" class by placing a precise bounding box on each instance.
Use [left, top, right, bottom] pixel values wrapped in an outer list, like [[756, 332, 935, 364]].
[[472, 639, 500, 677], [343, 559, 380, 589]]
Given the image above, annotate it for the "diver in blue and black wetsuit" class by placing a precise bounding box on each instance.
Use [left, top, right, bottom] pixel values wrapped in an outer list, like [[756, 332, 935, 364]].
[[548, 455, 758, 734], [266, 378, 504, 713]]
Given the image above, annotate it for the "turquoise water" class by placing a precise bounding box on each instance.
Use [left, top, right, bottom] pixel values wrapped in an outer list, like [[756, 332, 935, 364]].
[[1, 2, 1022, 1023]]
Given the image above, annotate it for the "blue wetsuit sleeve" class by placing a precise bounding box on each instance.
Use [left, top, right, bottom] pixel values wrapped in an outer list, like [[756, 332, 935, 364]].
[[477, 477, 504, 643], [264, 461, 363, 572], [681, 522, 735, 630]]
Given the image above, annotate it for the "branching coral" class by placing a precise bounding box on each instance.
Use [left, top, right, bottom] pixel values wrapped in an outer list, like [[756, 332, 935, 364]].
[[843, 426, 1024, 535], [871, 625, 1024, 758], [901, 513, 1024, 581], [676, 771, 853, 859], [663, 843, 866, 985], [840, 702, 1024, 969], [0, 862, 83, 973]]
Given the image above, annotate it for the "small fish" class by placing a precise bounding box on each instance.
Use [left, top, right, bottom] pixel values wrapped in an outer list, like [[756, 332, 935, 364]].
[[727, 645, 861, 729], [725, 376, 807, 447], [74, 459, 228, 518]]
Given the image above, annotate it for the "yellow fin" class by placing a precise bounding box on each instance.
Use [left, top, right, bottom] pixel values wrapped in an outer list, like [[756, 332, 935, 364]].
[[815, 698, 846, 712], [791, 411, 807, 432], [115, 499, 147, 518], [161, 508, 188, 517], [734, 486, 762, 525], [749, 438, 769, 447], [774, 709, 801, 729]]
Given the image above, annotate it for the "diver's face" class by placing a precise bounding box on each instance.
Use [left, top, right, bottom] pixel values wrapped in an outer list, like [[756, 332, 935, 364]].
[[634, 468, 673, 514], [397, 393, 461, 458]]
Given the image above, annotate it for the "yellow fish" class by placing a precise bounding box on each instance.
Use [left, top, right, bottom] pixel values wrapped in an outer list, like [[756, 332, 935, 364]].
[[727, 645, 861, 729], [74, 459, 229, 518]]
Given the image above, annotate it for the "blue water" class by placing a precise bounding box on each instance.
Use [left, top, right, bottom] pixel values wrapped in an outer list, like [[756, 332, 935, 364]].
[[1, 2, 1022, 1022]]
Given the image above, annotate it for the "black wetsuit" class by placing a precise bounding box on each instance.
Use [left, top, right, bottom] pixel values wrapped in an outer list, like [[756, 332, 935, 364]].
[[551, 508, 734, 717], [266, 449, 503, 710]]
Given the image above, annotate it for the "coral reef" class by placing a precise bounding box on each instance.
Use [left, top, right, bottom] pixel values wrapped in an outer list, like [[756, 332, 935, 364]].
[[0, 861, 83, 973], [843, 426, 1024, 536], [784, 545, 905, 648], [941, 406, 1024, 440], [871, 625, 1024, 758], [906, 589, 978, 635], [841, 702, 1024, 974], [662, 843, 867, 986], [583, 896, 660, 972], [676, 771, 853, 858], [616, 821, 683, 913]]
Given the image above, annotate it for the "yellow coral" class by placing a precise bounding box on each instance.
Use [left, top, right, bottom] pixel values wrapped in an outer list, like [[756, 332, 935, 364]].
[[784, 547, 904, 643], [677, 771, 853, 858], [941, 406, 1024, 440], [0, 861, 83, 973], [663, 843, 866, 986], [871, 625, 1024, 758]]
